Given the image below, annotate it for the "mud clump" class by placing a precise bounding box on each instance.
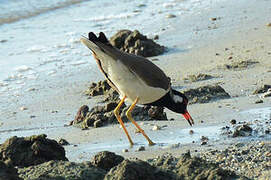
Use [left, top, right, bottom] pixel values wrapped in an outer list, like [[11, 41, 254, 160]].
[[148, 106, 167, 120], [71, 105, 89, 125], [0, 134, 68, 167], [253, 84, 271, 94], [148, 151, 241, 180], [71, 104, 168, 129], [232, 124, 253, 137], [184, 73, 214, 83], [221, 60, 259, 70], [91, 151, 124, 171], [18, 160, 106, 180], [0, 160, 22, 180], [85, 80, 119, 103], [104, 159, 174, 180], [110, 30, 166, 57], [103, 88, 120, 102], [85, 80, 112, 97], [184, 85, 230, 104], [176, 152, 239, 179]]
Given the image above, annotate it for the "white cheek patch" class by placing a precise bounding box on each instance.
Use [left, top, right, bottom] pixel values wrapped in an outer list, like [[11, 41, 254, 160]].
[[173, 95, 183, 103]]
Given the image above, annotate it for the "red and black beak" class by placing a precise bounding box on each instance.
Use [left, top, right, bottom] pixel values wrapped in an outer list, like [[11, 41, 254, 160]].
[[182, 110, 194, 126]]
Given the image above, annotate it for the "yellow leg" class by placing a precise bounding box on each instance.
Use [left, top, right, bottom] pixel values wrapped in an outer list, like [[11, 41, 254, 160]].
[[113, 95, 134, 146], [126, 97, 155, 146]]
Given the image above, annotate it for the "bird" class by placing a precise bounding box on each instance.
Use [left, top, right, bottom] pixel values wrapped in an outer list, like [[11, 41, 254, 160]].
[[80, 32, 194, 146]]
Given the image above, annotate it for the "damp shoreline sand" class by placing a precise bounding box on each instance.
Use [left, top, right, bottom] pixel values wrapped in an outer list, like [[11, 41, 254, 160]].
[[0, 0, 271, 178]]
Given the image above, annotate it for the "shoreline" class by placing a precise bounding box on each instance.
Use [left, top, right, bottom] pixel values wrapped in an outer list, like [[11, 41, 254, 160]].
[[0, 0, 271, 178]]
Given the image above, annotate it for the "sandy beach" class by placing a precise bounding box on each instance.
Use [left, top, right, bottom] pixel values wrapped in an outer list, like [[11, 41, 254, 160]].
[[0, 0, 271, 179]]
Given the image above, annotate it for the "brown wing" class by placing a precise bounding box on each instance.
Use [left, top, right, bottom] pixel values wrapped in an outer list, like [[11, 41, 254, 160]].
[[81, 32, 170, 91], [97, 43, 170, 91]]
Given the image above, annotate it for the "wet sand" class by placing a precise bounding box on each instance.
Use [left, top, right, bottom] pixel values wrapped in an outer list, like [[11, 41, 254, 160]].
[[0, 0, 271, 178], [62, 0, 271, 161]]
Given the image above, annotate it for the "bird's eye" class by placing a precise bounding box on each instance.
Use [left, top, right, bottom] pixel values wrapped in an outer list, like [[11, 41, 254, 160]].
[[183, 98, 188, 105]]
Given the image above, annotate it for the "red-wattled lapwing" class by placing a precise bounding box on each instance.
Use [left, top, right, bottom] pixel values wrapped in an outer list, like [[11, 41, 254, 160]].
[[80, 32, 194, 146]]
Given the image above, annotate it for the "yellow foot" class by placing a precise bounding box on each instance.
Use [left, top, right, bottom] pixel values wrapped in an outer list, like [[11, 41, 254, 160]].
[[148, 141, 156, 146]]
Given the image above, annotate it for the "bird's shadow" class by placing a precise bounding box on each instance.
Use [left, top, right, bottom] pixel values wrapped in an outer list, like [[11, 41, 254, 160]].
[[163, 47, 190, 56]]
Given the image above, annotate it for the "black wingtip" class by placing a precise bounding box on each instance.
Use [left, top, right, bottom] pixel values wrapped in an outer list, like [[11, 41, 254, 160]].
[[98, 32, 109, 43], [87, 32, 111, 46], [88, 32, 98, 42]]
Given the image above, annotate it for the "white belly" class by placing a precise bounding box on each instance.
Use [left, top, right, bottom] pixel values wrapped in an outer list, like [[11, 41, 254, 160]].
[[108, 60, 168, 104]]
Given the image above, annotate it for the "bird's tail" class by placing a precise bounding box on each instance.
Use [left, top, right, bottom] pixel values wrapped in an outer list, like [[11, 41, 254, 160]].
[[88, 32, 112, 47]]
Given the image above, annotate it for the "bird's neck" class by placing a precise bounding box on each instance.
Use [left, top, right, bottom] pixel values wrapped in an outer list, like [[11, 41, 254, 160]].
[[144, 90, 175, 110]]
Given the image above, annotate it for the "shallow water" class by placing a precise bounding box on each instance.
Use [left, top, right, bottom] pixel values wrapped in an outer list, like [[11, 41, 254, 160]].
[[65, 124, 223, 162], [0, 0, 222, 99], [0, 0, 225, 141], [1, 0, 270, 162], [64, 106, 271, 162]]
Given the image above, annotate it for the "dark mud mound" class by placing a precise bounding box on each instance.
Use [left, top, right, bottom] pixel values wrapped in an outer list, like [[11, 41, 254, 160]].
[[85, 80, 120, 102], [104, 159, 175, 180], [176, 152, 239, 179], [85, 80, 112, 97], [220, 60, 259, 70], [184, 85, 230, 104], [14, 149, 249, 180], [121, 105, 167, 122], [72, 105, 89, 125], [183, 73, 214, 83], [0, 160, 22, 180], [149, 152, 241, 180], [91, 151, 124, 171], [18, 160, 106, 180], [232, 124, 253, 137], [71, 104, 167, 129], [201, 142, 271, 179], [0, 134, 68, 167], [110, 30, 166, 57]]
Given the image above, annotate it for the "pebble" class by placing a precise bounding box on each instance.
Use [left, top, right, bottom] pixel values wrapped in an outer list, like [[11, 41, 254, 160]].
[[266, 22, 271, 27], [26, 88, 37, 92], [166, 14, 176, 18], [137, 146, 145, 151], [189, 130, 194, 135], [201, 141, 207, 145], [20, 106, 28, 111], [152, 125, 161, 131], [153, 35, 159, 40], [201, 136, 209, 141], [58, 138, 69, 146], [122, 149, 129, 153], [0, 39, 8, 43], [230, 119, 237, 125], [210, 17, 217, 21]]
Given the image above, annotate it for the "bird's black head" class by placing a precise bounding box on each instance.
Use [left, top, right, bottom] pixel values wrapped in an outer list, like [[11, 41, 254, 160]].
[[168, 89, 194, 126]]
